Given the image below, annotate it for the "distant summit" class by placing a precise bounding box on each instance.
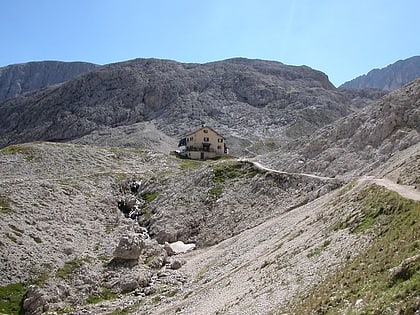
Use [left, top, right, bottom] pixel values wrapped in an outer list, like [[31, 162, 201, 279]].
[[0, 60, 97, 101], [340, 56, 420, 90]]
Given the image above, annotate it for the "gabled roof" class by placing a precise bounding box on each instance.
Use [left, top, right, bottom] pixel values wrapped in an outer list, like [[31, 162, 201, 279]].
[[185, 126, 225, 139]]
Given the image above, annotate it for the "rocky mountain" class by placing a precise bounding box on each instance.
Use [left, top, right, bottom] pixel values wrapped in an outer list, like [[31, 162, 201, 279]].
[[0, 58, 385, 155], [259, 78, 420, 180], [0, 58, 419, 315], [340, 55, 420, 90], [0, 101, 418, 314], [0, 61, 97, 101]]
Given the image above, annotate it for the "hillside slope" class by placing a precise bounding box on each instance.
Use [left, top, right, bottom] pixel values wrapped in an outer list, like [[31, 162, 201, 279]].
[[340, 55, 420, 90], [0, 61, 97, 101], [0, 139, 418, 315], [259, 79, 420, 179]]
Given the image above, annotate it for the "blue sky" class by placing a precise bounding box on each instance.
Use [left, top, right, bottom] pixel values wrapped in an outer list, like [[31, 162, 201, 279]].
[[1, 0, 419, 86]]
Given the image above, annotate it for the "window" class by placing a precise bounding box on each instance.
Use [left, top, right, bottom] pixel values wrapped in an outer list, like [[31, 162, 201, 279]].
[[190, 137, 193, 141], [218, 138, 224, 143], [204, 137, 209, 142], [217, 145, 221, 150], [203, 129, 208, 133]]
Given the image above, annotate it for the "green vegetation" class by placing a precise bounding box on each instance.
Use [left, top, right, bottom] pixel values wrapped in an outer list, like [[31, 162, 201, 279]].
[[179, 159, 201, 170], [0, 144, 36, 161], [141, 191, 159, 203], [307, 239, 331, 258], [0, 195, 12, 214], [208, 185, 223, 197], [0, 282, 26, 314], [140, 191, 159, 219], [0, 268, 50, 315], [85, 288, 117, 304], [114, 172, 128, 182], [194, 266, 208, 282], [288, 184, 420, 314], [56, 257, 90, 279], [212, 161, 259, 183]]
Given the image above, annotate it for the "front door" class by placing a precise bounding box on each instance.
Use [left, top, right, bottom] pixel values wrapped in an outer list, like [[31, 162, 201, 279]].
[[200, 152, 205, 160]]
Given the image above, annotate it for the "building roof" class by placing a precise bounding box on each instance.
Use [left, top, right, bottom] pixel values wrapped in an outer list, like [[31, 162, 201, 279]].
[[184, 126, 225, 139]]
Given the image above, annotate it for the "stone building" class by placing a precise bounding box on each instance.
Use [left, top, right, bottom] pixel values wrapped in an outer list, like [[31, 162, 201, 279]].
[[178, 126, 228, 160]]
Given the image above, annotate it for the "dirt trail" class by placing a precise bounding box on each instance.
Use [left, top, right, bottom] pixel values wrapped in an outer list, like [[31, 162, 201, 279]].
[[359, 176, 420, 201], [248, 159, 420, 201]]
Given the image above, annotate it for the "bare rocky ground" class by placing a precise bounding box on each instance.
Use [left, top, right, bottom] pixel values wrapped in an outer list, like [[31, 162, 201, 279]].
[[0, 136, 419, 314], [0, 79, 419, 315]]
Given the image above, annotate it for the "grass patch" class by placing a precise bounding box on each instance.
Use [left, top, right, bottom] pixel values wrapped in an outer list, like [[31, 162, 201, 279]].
[[0, 269, 50, 315], [208, 185, 223, 197], [56, 257, 90, 279], [352, 184, 414, 233], [212, 161, 259, 183], [0, 196, 12, 214], [0, 282, 26, 314], [287, 184, 420, 315], [179, 159, 201, 170], [85, 288, 117, 304], [0, 144, 35, 161], [307, 239, 331, 258], [141, 191, 159, 203]]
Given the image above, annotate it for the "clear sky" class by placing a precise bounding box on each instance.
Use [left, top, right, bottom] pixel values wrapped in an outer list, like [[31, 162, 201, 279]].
[[1, 0, 419, 86]]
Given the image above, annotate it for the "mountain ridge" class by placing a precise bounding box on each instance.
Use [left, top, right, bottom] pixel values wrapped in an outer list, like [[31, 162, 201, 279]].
[[0, 57, 384, 154], [0, 60, 98, 101], [340, 55, 420, 90]]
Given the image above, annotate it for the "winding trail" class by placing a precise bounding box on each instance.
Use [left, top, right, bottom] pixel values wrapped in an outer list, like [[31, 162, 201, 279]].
[[244, 159, 420, 201], [359, 176, 420, 201]]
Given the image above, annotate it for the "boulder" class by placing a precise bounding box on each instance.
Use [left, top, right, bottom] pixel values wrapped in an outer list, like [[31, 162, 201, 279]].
[[388, 254, 420, 283], [170, 258, 186, 270], [113, 233, 144, 261], [21, 285, 49, 315], [142, 239, 168, 269]]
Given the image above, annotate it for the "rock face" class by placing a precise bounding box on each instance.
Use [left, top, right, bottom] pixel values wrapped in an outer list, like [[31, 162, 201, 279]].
[[0, 61, 97, 101], [340, 55, 420, 90], [0, 58, 379, 151], [21, 285, 49, 315]]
